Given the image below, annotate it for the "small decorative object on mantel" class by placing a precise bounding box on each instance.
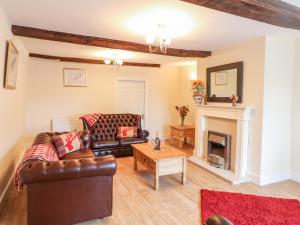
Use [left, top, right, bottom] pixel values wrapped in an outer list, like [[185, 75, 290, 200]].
[[230, 94, 239, 106], [154, 131, 161, 151], [191, 80, 205, 104], [175, 106, 189, 126]]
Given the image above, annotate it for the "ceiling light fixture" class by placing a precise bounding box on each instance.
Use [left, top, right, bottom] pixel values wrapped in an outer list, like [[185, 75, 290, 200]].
[[104, 54, 123, 68], [145, 24, 171, 54], [104, 59, 111, 65]]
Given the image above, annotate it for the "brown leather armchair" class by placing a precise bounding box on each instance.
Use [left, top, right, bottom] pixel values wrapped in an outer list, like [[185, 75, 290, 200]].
[[19, 132, 117, 225]]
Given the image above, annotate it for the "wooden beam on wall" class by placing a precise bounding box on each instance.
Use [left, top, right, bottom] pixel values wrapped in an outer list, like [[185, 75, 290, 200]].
[[29, 53, 161, 68], [181, 0, 300, 30], [12, 25, 211, 58]]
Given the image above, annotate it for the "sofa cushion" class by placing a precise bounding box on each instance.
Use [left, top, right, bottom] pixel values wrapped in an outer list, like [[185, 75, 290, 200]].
[[61, 149, 95, 160], [92, 140, 120, 149], [117, 127, 138, 138], [52, 131, 83, 158], [119, 138, 145, 146]]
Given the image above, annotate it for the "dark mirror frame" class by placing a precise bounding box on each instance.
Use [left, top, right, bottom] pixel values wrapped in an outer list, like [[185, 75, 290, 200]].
[[206, 61, 243, 103]]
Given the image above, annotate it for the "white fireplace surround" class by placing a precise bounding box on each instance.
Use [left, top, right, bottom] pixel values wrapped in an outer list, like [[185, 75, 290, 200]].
[[189, 104, 253, 184]]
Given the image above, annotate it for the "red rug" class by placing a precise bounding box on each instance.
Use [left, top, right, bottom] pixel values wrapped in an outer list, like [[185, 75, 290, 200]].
[[201, 189, 300, 225]]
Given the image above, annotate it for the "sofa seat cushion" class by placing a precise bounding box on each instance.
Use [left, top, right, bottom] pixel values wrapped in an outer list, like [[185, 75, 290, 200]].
[[62, 149, 95, 160], [92, 140, 120, 149], [119, 138, 145, 146]]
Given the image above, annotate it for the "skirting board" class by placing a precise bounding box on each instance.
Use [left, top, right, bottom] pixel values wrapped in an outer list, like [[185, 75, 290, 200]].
[[249, 171, 291, 186], [291, 172, 300, 183], [0, 143, 30, 205], [248, 172, 260, 185]]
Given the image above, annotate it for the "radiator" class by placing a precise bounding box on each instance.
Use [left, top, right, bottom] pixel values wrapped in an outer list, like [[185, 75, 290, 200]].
[[51, 118, 83, 132]]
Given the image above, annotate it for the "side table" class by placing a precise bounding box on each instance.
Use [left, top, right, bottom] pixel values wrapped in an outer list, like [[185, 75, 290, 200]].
[[169, 125, 195, 148]]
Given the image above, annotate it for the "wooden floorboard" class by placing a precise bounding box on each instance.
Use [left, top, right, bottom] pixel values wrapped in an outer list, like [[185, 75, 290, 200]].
[[0, 155, 299, 225]]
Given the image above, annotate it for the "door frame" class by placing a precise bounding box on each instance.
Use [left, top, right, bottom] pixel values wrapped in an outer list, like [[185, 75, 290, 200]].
[[115, 77, 148, 130]]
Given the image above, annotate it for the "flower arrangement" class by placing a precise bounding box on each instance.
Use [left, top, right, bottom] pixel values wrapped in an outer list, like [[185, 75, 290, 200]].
[[191, 80, 205, 104], [175, 106, 189, 126], [191, 80, 205, 96]]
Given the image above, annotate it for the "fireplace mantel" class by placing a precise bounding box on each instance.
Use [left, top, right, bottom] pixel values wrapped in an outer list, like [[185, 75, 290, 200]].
[[195, 104, 252, 120], [189, 104, 254, 184]]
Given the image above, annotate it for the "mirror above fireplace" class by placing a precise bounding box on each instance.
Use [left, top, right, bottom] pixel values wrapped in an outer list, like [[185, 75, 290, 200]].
[[206, 61, 243, 103]]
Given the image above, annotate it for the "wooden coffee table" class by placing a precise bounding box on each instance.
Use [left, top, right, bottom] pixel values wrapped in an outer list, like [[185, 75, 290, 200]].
[[132, 142, 188, 190]]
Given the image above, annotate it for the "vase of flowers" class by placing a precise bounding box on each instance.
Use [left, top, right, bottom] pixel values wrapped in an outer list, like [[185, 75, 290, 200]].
[[191, 80, 205, 104], [175, 106, 189, 126]]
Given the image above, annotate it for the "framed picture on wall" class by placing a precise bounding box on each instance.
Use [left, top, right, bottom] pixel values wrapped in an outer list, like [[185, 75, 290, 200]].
[[4, 40, 19, 89], [63, 68, 87, 87], [215, 71, 228, 86]]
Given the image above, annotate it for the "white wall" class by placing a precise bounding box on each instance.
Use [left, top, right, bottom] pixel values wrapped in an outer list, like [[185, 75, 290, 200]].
[[197, 38, 266, 182], [260, 35, 296, 185], [291, 38, 300, 182], [0, 6, 29, 201], [25, 59, 179, 140]]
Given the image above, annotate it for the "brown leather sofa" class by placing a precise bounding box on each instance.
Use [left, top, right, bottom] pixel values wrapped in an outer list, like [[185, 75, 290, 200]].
[[19, 131, 117, 225], [81, 114, 149, 157], [205, 216, 233, 225]]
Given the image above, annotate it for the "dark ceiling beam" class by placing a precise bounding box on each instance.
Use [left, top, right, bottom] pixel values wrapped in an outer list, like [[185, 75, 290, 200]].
[[181, 0, 300, 30], [12, 25, 211, 58], [29, 53, 161, 68]]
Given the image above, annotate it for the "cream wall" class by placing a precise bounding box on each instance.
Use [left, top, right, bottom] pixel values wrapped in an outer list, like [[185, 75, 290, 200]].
[[197, 37, 266, 182], [260, 35, 296, 185], [176, 65, 197, 126], [291, 38, 300, 182], [0, 6, 29, 201], [25, 59, 179, 140]]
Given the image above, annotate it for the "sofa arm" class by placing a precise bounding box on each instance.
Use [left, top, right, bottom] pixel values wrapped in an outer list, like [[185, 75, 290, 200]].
[[141, 130, 150, 139], [205, 216, 233, 225], [20, 155, 116, 185], [79, 130, 91, 149]]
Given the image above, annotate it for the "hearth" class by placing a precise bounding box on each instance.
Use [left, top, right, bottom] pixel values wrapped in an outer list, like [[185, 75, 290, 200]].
[[207, 131, 231, 170]]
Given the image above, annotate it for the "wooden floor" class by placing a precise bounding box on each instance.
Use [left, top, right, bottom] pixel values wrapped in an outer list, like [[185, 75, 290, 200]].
[[0, 154, 299, 225]]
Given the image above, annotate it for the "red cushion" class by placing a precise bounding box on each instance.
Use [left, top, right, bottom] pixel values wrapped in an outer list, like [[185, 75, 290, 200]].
[[117, 127, 138, 138], [52, 131, 83, 158]]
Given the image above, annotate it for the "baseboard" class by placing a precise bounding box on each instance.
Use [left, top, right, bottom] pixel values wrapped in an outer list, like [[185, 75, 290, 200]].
[[248, 172, 260, 185], [0, 142, 30, 205], [259, 171, 290, 186], [248, 171, 292, 186], [290, 172, 300, 183]]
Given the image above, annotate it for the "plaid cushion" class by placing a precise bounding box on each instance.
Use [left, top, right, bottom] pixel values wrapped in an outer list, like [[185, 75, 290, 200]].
[[14, 144, 59, 191], [80, 113, 101, 127], [52, 131, 83, 158], [117, 127, 138, 138]]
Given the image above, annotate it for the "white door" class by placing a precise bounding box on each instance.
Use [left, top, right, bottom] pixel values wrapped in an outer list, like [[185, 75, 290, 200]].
[[116, 80, 146, 128]]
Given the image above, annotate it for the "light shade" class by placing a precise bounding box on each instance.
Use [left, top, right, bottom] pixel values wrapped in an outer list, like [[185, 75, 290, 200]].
[[162, 36, 171, 45], [115, 59, 123, 66], [145, 36, 155, 45], [104, 59, 111, 65]]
